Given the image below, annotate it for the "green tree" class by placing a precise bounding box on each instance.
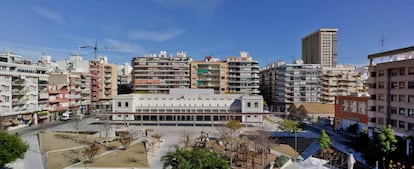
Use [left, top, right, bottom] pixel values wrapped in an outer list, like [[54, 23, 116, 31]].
[[161, 146, 230, 169], [317, 130, 331, 157], [377, 125, 397, 168], [278, 118, 301, 151], [226, 120, 243, 131], [0, 131, 29, 166]]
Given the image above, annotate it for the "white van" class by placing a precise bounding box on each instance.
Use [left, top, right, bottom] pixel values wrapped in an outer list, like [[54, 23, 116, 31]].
[[60, 112, 73, 121]]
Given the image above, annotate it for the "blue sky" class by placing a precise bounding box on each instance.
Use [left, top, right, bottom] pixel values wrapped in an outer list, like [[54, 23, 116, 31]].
[[1, 0, 413, 67]]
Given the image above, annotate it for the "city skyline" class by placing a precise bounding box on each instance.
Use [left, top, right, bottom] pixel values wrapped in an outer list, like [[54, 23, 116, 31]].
[[1, 0, 414, 67]]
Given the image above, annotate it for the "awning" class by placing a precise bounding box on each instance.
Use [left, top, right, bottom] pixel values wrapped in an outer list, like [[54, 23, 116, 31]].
[[38, 111, 49, 116], [38, 116, 48, 119]]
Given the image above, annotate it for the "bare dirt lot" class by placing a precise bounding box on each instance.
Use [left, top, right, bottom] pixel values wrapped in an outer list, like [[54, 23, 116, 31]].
[[39, 131, 148, 169]]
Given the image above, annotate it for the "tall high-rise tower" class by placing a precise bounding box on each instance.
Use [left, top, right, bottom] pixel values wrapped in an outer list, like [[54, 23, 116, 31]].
[[302, 28, 338, 68]]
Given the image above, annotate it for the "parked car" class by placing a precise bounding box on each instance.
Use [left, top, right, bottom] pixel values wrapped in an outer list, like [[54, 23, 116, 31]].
[[60, 112, 73, 121]]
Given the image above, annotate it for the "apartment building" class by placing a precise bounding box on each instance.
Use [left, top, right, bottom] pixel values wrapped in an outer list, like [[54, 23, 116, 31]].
[[226, 52, 260, 94], [190, 56, 229, 94], [48, 73, 73, 120], [367, 46, 414, 137], [110, 89, 267, 126], [334, 94, 369, 132], [260, 60, 321, 112], [302, 28, 338, 68], [79, 73, 91, 114], [49, 55, 93, 116], [0, 52, 48, 127], [356, 66, 369, 93], [98, 62, 117, 113], [68, 73, 82, 114], [320, 66, 360, 104], [117, 63, 132, 94], [37, 76, 49, 124], [90, 60, 100, 113], [131, 51, 192, 93]]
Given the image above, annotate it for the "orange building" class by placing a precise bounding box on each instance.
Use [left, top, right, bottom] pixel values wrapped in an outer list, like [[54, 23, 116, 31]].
[[334, 94, 369, 132]]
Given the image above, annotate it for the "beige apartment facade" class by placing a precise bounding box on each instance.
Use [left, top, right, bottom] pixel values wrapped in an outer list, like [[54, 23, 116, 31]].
[[320, 66, 360, 104], [190, 56, 229, 94], [132, 51, 191, 94], [367, 46, 414, 137], [98, 63, 117, 113]]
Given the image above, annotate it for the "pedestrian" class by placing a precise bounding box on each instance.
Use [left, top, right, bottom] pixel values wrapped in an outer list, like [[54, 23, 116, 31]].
[[145, 130, 148, 137]]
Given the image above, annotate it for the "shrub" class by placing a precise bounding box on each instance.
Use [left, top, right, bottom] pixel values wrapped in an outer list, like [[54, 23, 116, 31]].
[[274, 155, 290, 168]]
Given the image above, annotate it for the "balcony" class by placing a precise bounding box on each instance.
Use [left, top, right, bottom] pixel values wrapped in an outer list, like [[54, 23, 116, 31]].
[[39, 93, 49, 99], [82, 89, 91, 93], [12, 80, 25, 86], [12, 89, 25, 95], [12, 99, 26, 105], [104, 68, 112, 73], [38, 81, 48, 86]]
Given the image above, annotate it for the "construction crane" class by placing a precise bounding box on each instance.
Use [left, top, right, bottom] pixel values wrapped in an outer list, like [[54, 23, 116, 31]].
[[78, 41, 107, 59]]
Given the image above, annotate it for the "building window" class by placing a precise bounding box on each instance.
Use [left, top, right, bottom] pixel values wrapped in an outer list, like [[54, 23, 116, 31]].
[[118, 102, 121, 107], [125, 102, 129, 107], [399, 82, 405, 89], [378, 118, 384, 125], [247, 102, 251, 108], [378, 94, 385, 101], [378, 70, 385, 77], [378, 106, 384, 113], [391, 82, 398, 89], [399, 95, 406, 102], [408, 67, 414, 75], [378, 82, 384, 89], [399, 108, 405, 115], [408, 81, 414, 89], [409, 95, 414, 103], [408, 109, 414, 117], [390, 107, 397, 114], [399, 68, 405, 76], [390, 95, 397, 102], [398, 121, 405, 128], [390, 69, 398, 76], [409, 123, 414, 131], [390, 120, 397, 127], [254, 102, 259, 108]]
